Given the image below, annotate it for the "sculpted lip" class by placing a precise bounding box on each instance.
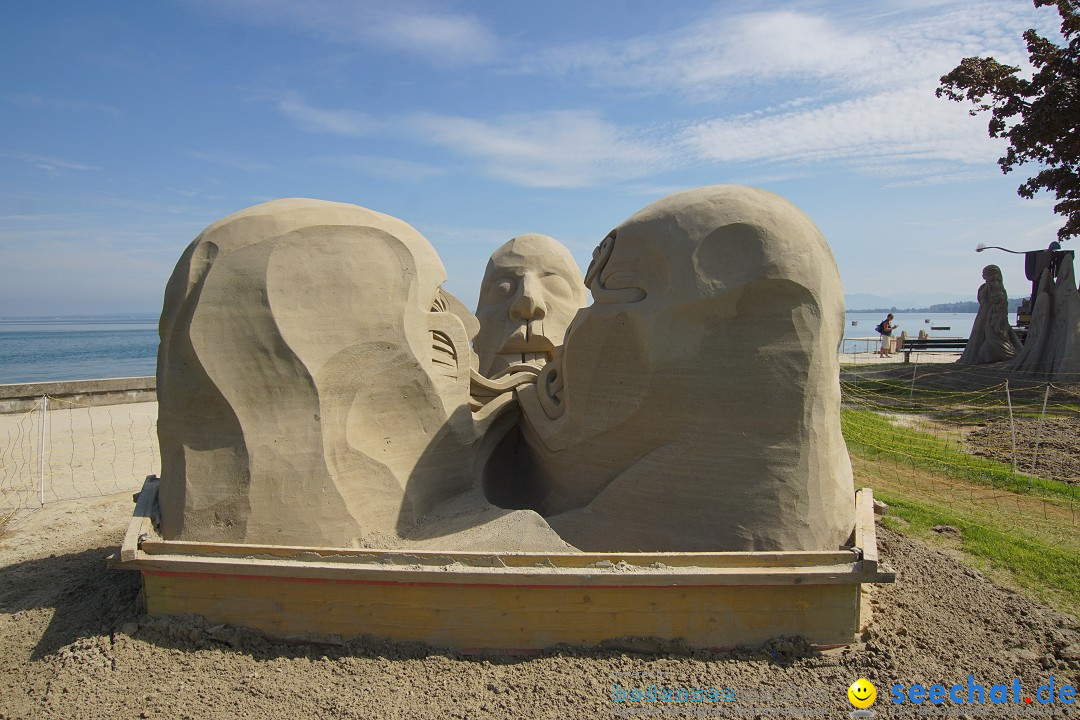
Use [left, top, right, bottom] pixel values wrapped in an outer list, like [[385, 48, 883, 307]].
[[497, 323, 557, 355]]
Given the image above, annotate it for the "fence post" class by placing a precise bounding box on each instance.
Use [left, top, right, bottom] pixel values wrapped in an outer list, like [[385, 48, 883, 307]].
[[909, 356, 919, 401], [38, 395, 48, 506], [1030, 383, 1050, 474], [1005, 380, 1017, 477]]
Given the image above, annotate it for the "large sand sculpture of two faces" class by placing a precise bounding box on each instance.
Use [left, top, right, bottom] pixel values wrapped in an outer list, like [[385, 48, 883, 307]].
[[158, 186, 854, 553]]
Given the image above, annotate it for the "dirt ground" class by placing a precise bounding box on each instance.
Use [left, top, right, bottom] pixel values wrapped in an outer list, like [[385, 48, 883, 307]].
[[0, 492, 1077, 719], [1, 399, 1078, 718], [842, 363, 1080, 485], [966, 417, 1080, 484]]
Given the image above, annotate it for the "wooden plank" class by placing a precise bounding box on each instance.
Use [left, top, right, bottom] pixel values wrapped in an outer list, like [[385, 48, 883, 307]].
[[854, 487, 878, 572], [130, 553, 875, 587], [122, 477, 893, 652], [137, 538, 856, 570], [119, 476, 158, 563], [142, 571, 859, 649]]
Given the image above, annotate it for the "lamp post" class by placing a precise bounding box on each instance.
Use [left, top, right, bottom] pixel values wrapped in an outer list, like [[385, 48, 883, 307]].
[[975, 243, 1026, 254]]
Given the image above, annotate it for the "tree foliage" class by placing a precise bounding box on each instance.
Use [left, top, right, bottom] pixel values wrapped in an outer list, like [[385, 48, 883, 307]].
[[936, 0, 1080, 241]]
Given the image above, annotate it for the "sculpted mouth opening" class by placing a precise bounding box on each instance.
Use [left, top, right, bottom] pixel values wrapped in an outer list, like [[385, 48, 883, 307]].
[[497, 321, 557, 365]]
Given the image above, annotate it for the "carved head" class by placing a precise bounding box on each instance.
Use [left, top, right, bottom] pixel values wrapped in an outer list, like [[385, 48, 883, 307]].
[[158, 199, 481, 545], [473, 234, 587, 377], [516, 186, 852, 550], [983, 264, 1003, 282]]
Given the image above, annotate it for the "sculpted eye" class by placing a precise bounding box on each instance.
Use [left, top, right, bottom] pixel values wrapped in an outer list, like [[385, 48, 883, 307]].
[[540, 272, 575, 299], [491, 277, 517, 299]]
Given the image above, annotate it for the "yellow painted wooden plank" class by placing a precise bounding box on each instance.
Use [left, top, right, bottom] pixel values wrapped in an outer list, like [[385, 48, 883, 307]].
[[143, 571, 858, 649]]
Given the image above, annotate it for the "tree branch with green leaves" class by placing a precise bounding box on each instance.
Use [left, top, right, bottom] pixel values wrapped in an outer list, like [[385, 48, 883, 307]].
[[937, 0, 1080, 240]]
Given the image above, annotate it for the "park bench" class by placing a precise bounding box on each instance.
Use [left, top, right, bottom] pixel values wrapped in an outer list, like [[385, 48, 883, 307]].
[[898, 336, 967, 363]]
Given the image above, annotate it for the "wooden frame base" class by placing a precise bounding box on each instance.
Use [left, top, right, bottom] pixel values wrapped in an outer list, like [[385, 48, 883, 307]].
[[112, 478, 894, 652]]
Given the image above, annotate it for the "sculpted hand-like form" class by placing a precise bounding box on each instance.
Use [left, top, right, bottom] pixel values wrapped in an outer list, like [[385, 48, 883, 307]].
[[474, 234, 587, 378], [516, 185, 855, 552], [156, 198, 569, 551]]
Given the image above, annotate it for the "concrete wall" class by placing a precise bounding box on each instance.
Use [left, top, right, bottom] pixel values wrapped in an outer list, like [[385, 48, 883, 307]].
[[0, 376, 156, 414]]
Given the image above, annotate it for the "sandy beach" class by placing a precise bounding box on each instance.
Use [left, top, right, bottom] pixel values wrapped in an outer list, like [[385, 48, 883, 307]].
[[0, 399, 1077, 719]]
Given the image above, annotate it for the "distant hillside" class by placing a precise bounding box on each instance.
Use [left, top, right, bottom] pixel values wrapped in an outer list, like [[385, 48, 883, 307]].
[[844, 292, 971, 310], [851, 298, 1025, 313]]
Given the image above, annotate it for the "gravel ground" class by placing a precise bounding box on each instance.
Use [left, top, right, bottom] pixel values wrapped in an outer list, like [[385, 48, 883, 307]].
[[0, 495, 1076, 719], [965, 417, 1080, 484]]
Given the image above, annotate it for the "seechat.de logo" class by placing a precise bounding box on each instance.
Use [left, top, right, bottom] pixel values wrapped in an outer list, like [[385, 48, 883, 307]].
[[848, 678, 877, 718]]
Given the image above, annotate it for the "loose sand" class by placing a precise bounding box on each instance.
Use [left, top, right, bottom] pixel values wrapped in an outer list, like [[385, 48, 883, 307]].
[[0, 401, 1077, 718]]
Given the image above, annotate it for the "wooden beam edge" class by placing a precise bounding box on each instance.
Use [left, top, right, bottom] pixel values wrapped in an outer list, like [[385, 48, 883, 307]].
[[118, 475, 158, 564], [854, 487, 889, 580]]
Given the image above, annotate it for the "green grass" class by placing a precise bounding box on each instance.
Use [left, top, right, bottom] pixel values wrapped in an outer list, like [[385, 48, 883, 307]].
[[842, 403, 1080, 615], [876, 492, 1080, 616], [842, 408, 1080, 502]]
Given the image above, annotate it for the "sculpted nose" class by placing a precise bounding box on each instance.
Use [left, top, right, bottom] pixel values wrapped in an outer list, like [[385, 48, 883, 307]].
[[510, 275, 546, 321]]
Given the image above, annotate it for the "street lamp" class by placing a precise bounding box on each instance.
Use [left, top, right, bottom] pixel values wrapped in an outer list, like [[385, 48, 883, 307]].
[[975, 243, 1026, 254]]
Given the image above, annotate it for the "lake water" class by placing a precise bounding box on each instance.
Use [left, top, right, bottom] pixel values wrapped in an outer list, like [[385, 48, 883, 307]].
[[0, 317, 159, 384], [842, 312, 977, 353], [0, 311, 980, 385]]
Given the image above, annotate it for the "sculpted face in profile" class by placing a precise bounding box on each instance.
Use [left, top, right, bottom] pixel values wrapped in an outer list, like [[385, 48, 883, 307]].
[[474, 234, 587, 378], [157, 199, 525, 548], [515, 185, 855, 552]]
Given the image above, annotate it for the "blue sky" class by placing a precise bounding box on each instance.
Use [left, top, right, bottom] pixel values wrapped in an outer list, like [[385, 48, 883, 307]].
[[0, 0, 1067, 316]]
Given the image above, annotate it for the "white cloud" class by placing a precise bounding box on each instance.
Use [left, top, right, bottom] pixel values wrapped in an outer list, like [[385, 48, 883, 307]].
[[275, 92, 377, 136], [193, 0, 498, 66], [321, 154, 446, 182], [519, 1, 1049, 100], [500, 2, 1056, 189], [883, 169, 998, 188], [682, 84, 1006, 175], [408, 110, 671, 188], [261, 2, 1056, 188], [0, 151, 98, 175], [376, 12, 497, 64]]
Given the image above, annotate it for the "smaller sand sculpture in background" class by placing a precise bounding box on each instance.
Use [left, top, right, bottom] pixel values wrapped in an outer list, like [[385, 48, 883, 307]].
[[958, 264, 1022, 365], [1010, 251, 1080, 377]]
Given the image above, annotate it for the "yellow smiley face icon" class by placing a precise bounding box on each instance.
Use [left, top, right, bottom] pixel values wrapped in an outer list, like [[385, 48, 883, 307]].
[[848, 678, 876, 708]]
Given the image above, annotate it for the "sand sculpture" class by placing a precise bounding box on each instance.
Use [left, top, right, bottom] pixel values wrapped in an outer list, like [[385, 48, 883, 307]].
[[958, 264, 1022, 365], [1010, 250, 1080, 378], [474, 234, 587, 378], [156, 198, 571, 551], [514, 185, 855, 552], [158, 187, 856, 555]]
